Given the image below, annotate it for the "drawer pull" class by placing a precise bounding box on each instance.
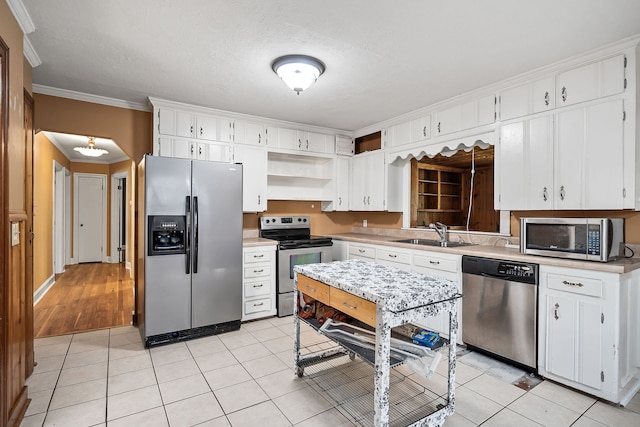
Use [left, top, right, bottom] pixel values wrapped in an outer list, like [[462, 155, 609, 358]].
[[253, 302, 264, 307], [253, 254, 264, 258], [562, 280, 583, 287], [358, 249, 365, 253], [305, 285, 316, 292], [429, 260, 440, 265], [253, 269, 264, 274], [342, 302, 358, 310], [388, 254, 397, 258], [554, 302, 560, 320], [253, 284, 263, 288]]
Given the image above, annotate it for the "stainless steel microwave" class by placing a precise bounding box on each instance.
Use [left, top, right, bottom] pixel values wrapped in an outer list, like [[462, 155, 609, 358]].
[[520, 218, 624, 262]]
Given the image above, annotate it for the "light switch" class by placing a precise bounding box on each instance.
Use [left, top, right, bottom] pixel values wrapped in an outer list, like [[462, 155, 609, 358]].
[[11, 222, 19, 246]]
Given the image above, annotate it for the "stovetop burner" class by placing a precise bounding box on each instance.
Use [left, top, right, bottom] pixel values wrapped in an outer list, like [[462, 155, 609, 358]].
[[259, 215, 332, 250]]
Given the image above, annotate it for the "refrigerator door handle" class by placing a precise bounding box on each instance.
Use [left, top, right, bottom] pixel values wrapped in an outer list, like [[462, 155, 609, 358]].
[[185, 196, 191, 274], [193, 196, 199, 274]]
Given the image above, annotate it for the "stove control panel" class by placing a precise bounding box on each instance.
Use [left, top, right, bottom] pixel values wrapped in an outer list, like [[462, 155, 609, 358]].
[[260, 215, 310, 229]]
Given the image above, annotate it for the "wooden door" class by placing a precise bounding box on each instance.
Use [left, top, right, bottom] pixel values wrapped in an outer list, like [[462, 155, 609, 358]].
[[77, 175, 105, 263], [0, 34, 9, 427]]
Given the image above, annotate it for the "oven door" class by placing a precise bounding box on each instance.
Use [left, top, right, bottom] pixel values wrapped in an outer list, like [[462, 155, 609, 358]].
[[278, 246, 332, 294]]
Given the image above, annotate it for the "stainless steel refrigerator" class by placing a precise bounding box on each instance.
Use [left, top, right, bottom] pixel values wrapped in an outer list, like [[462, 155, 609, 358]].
[[137, 155, 243, 347]]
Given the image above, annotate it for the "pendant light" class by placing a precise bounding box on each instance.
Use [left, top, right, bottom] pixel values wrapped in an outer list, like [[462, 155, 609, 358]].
[[271, 55, 325, 95], [74, 136, 109, 157]]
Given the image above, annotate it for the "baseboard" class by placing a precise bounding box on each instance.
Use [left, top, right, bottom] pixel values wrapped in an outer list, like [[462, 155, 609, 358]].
[[34, 274, 55, 306], [70, 257, 77, 265]]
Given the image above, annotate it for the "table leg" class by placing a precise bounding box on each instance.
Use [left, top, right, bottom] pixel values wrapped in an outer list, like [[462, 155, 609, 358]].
[[374, 306, 390, 426], [293, 288, 302, 376]]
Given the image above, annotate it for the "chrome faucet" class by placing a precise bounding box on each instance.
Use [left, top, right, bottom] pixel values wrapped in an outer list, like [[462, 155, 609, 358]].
[[429, 222, 448, 245]]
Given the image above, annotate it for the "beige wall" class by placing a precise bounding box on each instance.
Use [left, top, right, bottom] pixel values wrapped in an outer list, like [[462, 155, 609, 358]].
[[33, 133, 70, 290], [242, 201, 402, 235], [33, 94, 152, 163]]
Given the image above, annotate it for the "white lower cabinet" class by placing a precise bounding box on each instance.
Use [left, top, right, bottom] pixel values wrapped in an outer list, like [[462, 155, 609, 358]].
[[242, 246, 276, 321], [538, 265, 640, 404], [345, 241, 462, 341]]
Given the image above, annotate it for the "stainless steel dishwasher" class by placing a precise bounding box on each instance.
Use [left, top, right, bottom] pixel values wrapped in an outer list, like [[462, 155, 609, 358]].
[[462, 256, 539, 370]]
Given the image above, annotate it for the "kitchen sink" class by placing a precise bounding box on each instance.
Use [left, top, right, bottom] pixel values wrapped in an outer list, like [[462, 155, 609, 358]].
[[392, 238, 476, 248]]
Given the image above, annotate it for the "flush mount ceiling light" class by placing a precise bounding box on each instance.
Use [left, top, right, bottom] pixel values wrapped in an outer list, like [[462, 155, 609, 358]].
[[271, 55, 325, 95], [74, 136, 109, 157]]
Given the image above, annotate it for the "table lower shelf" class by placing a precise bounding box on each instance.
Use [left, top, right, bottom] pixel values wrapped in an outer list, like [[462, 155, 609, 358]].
[[297, 316, 447, 372]]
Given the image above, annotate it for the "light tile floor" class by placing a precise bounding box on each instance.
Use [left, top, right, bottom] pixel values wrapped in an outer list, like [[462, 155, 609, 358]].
[[20, 316, 640, 427]]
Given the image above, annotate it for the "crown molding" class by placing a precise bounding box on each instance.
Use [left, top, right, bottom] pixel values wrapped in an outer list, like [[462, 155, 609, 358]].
[[33, 84, 151, 112], [6, 0, 35, 34], [23, 35, 41, 67]]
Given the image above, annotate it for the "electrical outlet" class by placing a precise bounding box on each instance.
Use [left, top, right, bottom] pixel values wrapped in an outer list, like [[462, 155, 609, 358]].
[[363, 219, 367, 227], [11, 223, 19, 246]]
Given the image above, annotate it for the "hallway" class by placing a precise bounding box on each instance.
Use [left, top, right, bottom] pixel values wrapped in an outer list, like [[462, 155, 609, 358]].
[[34, 263, 134, 338]]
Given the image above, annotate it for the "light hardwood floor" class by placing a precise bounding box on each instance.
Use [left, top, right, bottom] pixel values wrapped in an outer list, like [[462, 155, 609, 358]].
[[34, 263, 134, 338]]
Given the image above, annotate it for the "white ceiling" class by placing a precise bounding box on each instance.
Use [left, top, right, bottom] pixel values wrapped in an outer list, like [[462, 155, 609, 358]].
[[19, 0, 640, 132], [44, 131, 129, 164]]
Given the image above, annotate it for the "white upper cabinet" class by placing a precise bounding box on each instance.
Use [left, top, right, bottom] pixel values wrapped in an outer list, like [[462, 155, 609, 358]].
[[435, 94, 495, 136], [158, 108, 177, 135], [271, 127, 333, 153], [386, 121, 411, 147], [335, 135, 355, 156], [434, 104, 461, 136], [234, 120, 266, 146], [410, 115, 432, 143], [301, 131, 333, 153], [350, 151, 386, 211], [322, 156, 350, 211], [194, 114, 218, 141], [175, 111, 195, 138], [556, 54, 626, 108], [500, 77, 555, 121], [234, 145, 267, 212]]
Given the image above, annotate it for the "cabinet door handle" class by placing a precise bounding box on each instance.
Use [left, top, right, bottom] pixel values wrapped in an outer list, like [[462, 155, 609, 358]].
[[423, 126, 427, 137], [258, 195, 261, 205], [554, 303, 560, 320], [544, 91, 550, 106], [190, 144, 194, 154], [559, 185, 565, 201], [306, 139, 309, 149], [367, 196, 371, 205], [254, 302, 264, 307], [542, 187, 548, 202], [253, 284, 263, 288], [200, 127, 204, 136], [253, 254, 264, 259], [561, 86, 567, 102], [358, 249, 365, 253], [562, 280, 584, 287], [437, 122, 441, 133], [363, 196, 367, 205], [190, 125, 194, 135], [258, 133, 261, 144], [342, 302, 358, 310], [298, 138, 302, 148], [429, 260, 440, 265], [338, 196, 342, 206], [198, 146, 203, 156]]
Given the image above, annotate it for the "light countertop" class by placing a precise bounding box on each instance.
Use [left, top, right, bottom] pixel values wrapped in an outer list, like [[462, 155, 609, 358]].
[[242, 237, 277, 247], [327, 232, 640, 274], [295, 259, 459, 311]]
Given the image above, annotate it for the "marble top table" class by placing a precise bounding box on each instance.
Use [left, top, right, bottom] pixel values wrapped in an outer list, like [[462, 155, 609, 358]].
[[293, 259, 459, 426]]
